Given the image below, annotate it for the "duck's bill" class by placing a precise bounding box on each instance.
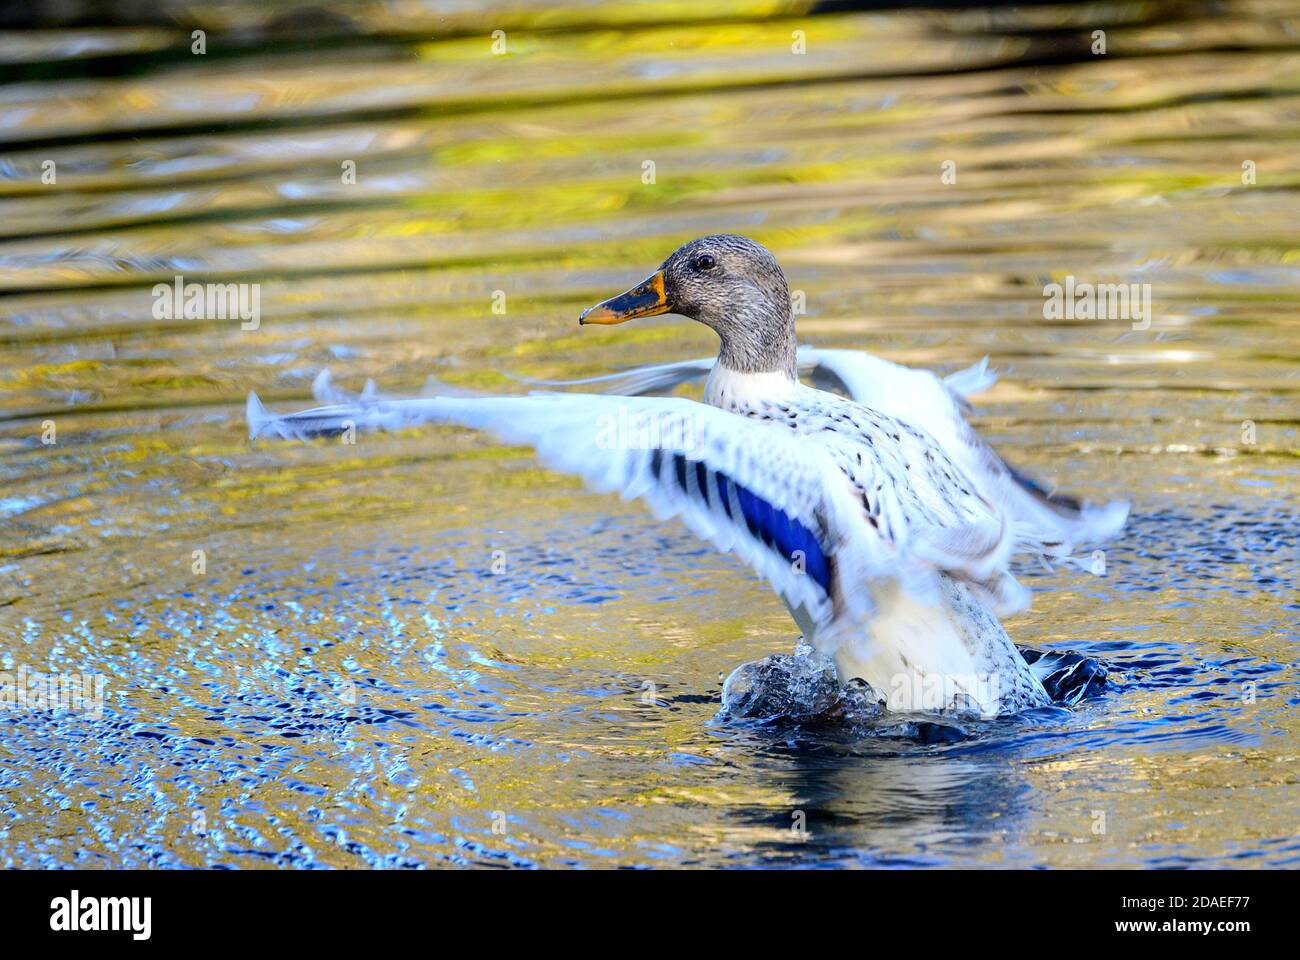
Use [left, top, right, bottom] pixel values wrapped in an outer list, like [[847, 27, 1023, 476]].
[[578, 271, 670, 325]]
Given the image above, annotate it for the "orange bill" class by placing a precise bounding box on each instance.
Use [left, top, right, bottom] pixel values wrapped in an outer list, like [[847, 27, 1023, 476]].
[[578, 271, 669, 325]]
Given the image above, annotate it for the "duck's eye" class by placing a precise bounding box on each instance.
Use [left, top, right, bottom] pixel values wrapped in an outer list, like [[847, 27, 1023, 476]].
[[692, 254, 717, 271]]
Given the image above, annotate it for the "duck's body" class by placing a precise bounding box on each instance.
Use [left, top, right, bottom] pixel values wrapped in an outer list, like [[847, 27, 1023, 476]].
[[250, 234, 1127, 718], [701, 360, 1052, 714]]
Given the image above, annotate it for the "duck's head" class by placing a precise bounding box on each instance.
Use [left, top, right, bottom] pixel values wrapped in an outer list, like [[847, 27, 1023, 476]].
[[579, 234, 796, 376]]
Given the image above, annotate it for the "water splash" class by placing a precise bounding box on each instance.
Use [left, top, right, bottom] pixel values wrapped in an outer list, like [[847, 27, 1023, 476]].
[[719, 640, 1110, 741]]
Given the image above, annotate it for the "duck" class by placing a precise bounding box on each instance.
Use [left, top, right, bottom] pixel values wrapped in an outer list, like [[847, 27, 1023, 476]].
[[248, 234, 1128, 717]]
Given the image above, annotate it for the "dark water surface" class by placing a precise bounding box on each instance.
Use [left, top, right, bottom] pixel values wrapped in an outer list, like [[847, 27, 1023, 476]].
[[1, 1, 1298, 868]]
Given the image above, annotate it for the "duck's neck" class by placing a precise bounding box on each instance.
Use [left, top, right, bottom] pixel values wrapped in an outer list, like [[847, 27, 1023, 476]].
[[715, 304, 799, 378], [705, 333, 799, 413], [701, 299, 799, 410]]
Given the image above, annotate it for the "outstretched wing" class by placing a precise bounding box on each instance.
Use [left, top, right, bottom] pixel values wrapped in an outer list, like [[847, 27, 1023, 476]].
[[248, 392, 879, 631], [516, 347, 1127, 548]]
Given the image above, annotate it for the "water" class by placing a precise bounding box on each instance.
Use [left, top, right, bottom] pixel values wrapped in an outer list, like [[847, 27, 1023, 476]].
[[1, 1, 1298, 868]]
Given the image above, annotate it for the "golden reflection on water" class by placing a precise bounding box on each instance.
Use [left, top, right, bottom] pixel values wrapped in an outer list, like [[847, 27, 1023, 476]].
[[0, 0, 1297, 867]]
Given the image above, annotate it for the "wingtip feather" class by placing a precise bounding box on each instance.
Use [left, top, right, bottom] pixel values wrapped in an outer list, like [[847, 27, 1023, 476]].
[[1079, 499, 1131, 543], [944, 356, 998, 399], [246, 391, 270, 439]]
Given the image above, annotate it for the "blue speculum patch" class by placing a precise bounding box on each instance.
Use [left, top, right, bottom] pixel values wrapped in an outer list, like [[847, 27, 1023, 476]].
[[717, 471, 831, 593]]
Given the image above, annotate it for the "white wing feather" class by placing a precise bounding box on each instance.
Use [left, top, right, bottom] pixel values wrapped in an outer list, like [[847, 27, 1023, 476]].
[[248, 391, 882, 629], [506, 347, 1127, 549]]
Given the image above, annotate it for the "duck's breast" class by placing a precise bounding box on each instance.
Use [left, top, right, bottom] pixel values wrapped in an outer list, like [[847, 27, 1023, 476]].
[[826, 575, 1048, 716]]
